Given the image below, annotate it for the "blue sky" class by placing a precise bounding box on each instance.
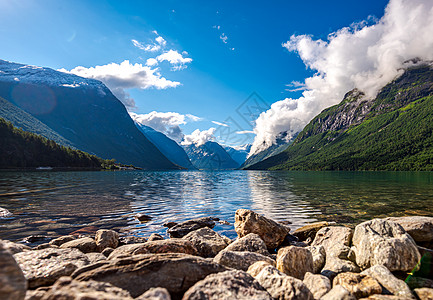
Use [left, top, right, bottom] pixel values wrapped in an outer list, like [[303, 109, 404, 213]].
[[0, 0, 390, 146]]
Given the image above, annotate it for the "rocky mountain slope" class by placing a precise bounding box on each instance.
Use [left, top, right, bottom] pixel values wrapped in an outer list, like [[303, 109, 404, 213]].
[[246, 64, 433, 171], [183, 141, 239, 170], [0, 60, 178, 170], [223, 144, 251, 166]]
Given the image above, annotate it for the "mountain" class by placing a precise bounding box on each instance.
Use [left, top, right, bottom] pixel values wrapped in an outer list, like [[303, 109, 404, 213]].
[[223, 144, 251, 166], [0, 96, 75, 148], [0, 118, 114, 169], [133, 121, 195, 169], [246, 64, 433, 171], [183, 141, 239, 170], [241, 132, 296, 169], [0, 60, 178, 170]]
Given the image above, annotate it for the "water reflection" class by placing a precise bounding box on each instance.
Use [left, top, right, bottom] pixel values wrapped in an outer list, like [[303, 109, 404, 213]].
[[0, 170, 432, 242]]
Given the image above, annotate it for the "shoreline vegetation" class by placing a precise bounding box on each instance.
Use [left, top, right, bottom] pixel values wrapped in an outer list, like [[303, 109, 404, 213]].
[[1, 209, 432, 299]]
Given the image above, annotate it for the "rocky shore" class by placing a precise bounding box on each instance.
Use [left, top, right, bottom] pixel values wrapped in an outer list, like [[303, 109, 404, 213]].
[[1, 209, 433, 300]]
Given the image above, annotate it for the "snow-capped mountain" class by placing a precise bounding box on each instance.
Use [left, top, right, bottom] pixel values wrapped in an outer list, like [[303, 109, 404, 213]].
[[223, 144, 252, 166], [133, 121, 195, 169], [0, 59, 178, 170], [183, 141, 239, 170]]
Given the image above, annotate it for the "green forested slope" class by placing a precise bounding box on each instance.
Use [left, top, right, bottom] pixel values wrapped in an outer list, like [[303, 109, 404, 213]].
[[0, 118, 116, 169], [246, 65, 433, 171]]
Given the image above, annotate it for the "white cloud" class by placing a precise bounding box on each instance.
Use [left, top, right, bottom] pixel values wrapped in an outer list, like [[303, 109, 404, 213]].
[[59, 60, 180, 110], [145, 58, 158, 66], [250, 0, 433, 156], [131, 32, 167, 52], [236, 130, 254, 134], [212, 121, 229, 127], [220, 33, 228, 44], [181, 128, 216, 147], [130, 111, 201, 143], [156, 50, 193, 70]]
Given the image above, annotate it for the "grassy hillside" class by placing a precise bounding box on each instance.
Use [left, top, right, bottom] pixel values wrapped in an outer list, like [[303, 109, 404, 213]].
[[0, 118, 119, 170], [246, 65, 433, 171]]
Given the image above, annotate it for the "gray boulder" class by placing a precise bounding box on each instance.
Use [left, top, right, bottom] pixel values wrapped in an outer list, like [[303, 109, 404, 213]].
[[49, 235, 76, 246], [137, 287, 171, 300], [307, 245, 326, 274], [293, 221, 333, 242], [352, 219, 421, 272], [60, 237, 97, 253], [183, 227, 231, 257], [414, 288, 433, 300], [167, 217, 216, 238], [247, 261, 274, 277], [213, 250, 275, 271], [148, 233, 164, 242], [14, 248, 89, 288], [320, 285, 356, 300], [95, 229, 119, 252], [0, 241, 26, 300], [303, 272, 331, 299], [234, 209, 290, 249], [224, 233, 270, 256], [182, 270, 272, 300], [311, 226, 353, 253], [72, 253, 228, 298], [386, 216, 433, 244], [276, 246, 314, 280], [333, 272, 382, 299]]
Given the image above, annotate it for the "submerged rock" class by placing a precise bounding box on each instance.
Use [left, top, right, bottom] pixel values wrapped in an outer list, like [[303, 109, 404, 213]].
[[254, 265, 313, 300], [224, 233, 270, 256], [0, 241, 26, 300], [73, 253, 228, 298], [234, 209, 290, 250], [41, 276, 132, 299], [167, 217, 216, 238], [352, 219, 421, 272], [213, 250, 275, 271], [276, 246, 314, 280], [183, 227, 231, 257], [14, 248, 89, 288], [333, 272, 382, 299], [182, 270, 272, 300]]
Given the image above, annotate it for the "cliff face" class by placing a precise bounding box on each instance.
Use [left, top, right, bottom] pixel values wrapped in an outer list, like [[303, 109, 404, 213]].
[[246, 64, 433, 171]]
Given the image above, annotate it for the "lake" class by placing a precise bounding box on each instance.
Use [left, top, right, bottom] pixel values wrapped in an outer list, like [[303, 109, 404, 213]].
[[1, 170, 433, 243]]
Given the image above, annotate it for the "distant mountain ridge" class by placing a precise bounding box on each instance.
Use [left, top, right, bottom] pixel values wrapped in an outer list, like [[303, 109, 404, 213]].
[[183, 141, 239, 170], [223, 144, 251, 166], [0, 59, 178, 170], [246, 64, 433, 171]]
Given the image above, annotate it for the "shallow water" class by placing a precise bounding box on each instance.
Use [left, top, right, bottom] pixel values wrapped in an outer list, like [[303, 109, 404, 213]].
[[1, 170, 433, 242]]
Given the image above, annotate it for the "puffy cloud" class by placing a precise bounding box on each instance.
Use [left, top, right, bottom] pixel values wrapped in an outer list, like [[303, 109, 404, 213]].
[[131, 32, 167, 52], [250, 0, 433, 156], [59, 60, 180, 110], [181, 128, 216, 146], [130, 111, 201, 143], [156, 50, 193, 71]]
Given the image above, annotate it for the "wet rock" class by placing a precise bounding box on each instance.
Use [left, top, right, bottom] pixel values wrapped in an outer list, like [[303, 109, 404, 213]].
[[41, 276, 132, 299], [361, 265, 414, 299], [108, 239, 198, 259], [135, 213, 152, 222], [85, 252, 106, 264], [14, 248, 89, 288], [183, 227, 231, 257], [73, 253, 228, 298], [60, 237, 97, 253], [95, 229, 119, 252], [218, 220, 230, 225], [254, 265, 313, 300], [386, 216, 433, 244], [49, 235, 76, 246], [224, 233, 270, 256], [414, 288, 433, 300], [213, 250, 275, 271], [307, 245, 326, 274], [247, 261, 274, 277], [333, 272, 382, 298], [163, 222, 178, 228], [0, 241, 27, 300], [167, 217, 216, 238], [303, 272, 331, 299], [0, 239, 31, 254], [293, 221, 332, 242], [22, 235, 52, 245], [352, 219, 421, 272], [148, 233, 164, 241], [0, 206, 13, 218], [137, 287, 171, 300], [311, 226, 353, 253], [276, 246, 314, 280], [119, 236, 147, 245], [234, 209, 291, 250], [182, 270, 272, 300], [320, 285, 356, 300], [102, 247, 114, 257]]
